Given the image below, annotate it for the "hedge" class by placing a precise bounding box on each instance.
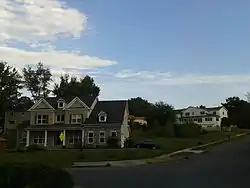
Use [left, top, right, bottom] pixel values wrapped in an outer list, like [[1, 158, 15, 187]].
[[0, 163, 74, 188]]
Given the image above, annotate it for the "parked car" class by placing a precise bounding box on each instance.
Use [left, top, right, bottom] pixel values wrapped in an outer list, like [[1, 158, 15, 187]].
[[134, 140, 160, 149]]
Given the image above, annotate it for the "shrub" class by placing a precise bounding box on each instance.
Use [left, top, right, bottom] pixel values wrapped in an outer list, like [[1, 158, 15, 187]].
[[74, 142, 82, 149], [124, 138, 135, 148], [27, 144, 46, 152], [107, 136, 119, 148], [0, 163, 74, 188], [175, 123, 201, 138]]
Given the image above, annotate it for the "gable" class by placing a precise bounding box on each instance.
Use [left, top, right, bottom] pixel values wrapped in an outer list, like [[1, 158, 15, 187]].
[[28, 98, 54, 111], [66, 97, 89, 109]]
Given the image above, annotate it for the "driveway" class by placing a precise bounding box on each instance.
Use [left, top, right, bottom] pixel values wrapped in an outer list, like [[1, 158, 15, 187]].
[[70, 135, 250, 188]]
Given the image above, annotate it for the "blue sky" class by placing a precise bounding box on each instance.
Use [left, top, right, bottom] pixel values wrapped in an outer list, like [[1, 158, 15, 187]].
[[1, 0, 250, 108]]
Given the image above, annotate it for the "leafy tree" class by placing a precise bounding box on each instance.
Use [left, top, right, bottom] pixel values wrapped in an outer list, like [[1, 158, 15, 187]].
[[53, 74, 100, 98], [23, 62, 52, 101], [128, 97, 153, 117], [220, 117, 230, 127], [0, 62, 22, 124], [13, 96, 34, 111], [222, 96, 250, 128], [149, 101, 175, 126]]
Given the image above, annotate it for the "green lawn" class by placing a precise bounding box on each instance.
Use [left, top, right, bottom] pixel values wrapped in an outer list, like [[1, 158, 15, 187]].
[[0, 129, 248, 167]]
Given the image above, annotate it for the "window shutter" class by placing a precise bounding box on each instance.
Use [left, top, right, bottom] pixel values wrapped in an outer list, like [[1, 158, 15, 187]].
[[35, 116, 37, 124], [70, 114, 72, 123]]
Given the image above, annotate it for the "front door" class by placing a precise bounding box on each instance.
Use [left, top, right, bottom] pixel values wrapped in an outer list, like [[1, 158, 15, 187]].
[[53, 132, 61, 146]]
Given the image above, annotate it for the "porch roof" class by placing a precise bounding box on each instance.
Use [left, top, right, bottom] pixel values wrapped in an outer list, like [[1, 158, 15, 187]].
[[26, 124, 83, 131]]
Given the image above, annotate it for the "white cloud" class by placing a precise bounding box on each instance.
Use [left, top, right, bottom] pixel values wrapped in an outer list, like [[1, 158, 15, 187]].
[[0, 0, 117, 71], [112, 70, 250, 85], [0, 46, 117, 70], [0, 0, 86, 45]]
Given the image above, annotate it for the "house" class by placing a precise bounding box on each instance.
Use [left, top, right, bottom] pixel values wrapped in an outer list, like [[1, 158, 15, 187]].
[[133, 117, 147, 126], [175, 106, 228, 130], [4, 96, 130, 149]]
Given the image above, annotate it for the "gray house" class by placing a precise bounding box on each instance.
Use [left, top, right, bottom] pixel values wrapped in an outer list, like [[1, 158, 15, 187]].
[[4, 96, 130, 149]]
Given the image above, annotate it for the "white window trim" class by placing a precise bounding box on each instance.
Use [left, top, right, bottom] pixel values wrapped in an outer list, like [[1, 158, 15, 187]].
[[71, 114, 82, 124], [68, 135, 81, 145], [58, 102, 65, 109], [37, 115, 49, 124], [33, 136, 45, 144], [99, 131, 106, 143], [99, 115, 107, 122], [111, 130, 117, 137], [88, 131, 94, 144]]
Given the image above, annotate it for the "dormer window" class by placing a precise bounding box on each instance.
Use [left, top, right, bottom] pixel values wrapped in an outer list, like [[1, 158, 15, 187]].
[[58, 102, 65, 108], [98, 111, 107, 122], [57, 98, 65, 108]]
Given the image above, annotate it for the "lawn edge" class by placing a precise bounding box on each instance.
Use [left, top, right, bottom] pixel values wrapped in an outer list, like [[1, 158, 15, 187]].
[[71, 132, 250, 168]]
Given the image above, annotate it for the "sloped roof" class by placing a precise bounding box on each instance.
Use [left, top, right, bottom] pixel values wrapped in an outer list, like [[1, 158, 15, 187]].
[[206, 106, 223, 111], [85, 100, 127, 124], [45, 96, 96, 109]]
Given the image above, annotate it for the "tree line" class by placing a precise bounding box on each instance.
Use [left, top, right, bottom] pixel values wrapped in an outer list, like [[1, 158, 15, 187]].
[[0, 61, 100, 126], [1, 61, 250, 131]]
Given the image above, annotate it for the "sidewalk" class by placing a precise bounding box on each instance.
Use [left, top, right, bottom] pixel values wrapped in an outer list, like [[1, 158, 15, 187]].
[[72, 132, 249, 168]]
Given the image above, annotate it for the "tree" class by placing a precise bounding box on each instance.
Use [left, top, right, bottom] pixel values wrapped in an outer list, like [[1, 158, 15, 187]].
[[23, 62, 52, 101], [246, 92, 250, 103], [53, 74, 100, 98], [222, 96, 250, 128], [0, 62, 22, 124], [13, 96, 34, 111], [128, 97, 154, 117]]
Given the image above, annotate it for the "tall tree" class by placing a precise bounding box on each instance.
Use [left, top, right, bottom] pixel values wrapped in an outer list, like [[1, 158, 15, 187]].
[[0, 62, 22, 124], [53, 74, 100, 98], [222, 96, 250, 128], [13, 96, 34, 111], [128, 97, 154, 117], [23, 62, 52, 101]]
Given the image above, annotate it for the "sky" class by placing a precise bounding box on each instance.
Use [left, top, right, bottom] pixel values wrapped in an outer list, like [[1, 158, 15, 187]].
[[1, 0, 250, 108]]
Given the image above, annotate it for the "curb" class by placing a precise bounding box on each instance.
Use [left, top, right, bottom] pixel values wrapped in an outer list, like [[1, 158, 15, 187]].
[[72, 132, 249, 168]]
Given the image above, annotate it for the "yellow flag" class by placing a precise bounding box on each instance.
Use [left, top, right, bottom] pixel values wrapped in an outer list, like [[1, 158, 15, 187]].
[[59, 132, 64, 142]]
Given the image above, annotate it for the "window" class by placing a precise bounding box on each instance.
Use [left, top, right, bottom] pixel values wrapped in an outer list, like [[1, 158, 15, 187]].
[[205, 117, 212, 121], [99, 115, 107, 122], [200, 111, 205, 115], [11, 112, 14, 116], [58, 102, 64, 108], [111, 130, 117, 137], [185, 112, 190, 116], [71, 114, 82, 124], [88, 132, 94, 144], [37, 115, 48, 124], [192, 112, 194, 115], [213, 112, 216, 115], [216, 118, 219, 121], [198, 118, 202, 123], [33, 136, 44, 144], [99, 131, 106, 143], [20, 132, 27, 145], [68, 136, 81, 144], [223, 112, 225, 115], [8, 120, 15, 124], [56, 115, 65, 123]]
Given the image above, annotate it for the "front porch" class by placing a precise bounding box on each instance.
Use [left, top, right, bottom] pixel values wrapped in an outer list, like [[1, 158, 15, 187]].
[[25, 129, 84, 149]]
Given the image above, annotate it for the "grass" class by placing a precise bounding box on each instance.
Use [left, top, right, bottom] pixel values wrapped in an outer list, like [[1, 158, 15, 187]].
[[0, 128, 248, 167]]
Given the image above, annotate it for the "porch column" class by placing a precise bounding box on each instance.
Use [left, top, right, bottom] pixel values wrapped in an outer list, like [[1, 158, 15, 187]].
[[63, 129, 66, 146], [26, 130, 30, 147], [44, 130, 47, 147], [81, 129, 84, 146]]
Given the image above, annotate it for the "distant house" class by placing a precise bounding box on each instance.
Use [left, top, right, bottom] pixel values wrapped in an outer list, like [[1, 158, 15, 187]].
[[175, 106, 228, 130], [4, 96, 130, 149], [133, 117, 147, 126]]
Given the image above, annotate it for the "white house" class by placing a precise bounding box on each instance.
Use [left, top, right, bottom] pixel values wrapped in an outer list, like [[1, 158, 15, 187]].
[[175, 106, 228, 130]]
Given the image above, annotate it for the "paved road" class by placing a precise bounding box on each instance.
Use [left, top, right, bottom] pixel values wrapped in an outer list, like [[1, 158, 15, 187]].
[[70, 136, 250, 188]]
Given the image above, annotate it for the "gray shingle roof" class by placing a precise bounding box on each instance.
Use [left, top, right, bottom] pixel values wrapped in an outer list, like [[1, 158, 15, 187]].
[[45, 96, 96, 109], [85, 100, 127, 124]]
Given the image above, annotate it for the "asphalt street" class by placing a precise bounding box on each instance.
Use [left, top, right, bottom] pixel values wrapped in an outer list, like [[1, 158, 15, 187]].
[[70, 136, 250, 188]]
